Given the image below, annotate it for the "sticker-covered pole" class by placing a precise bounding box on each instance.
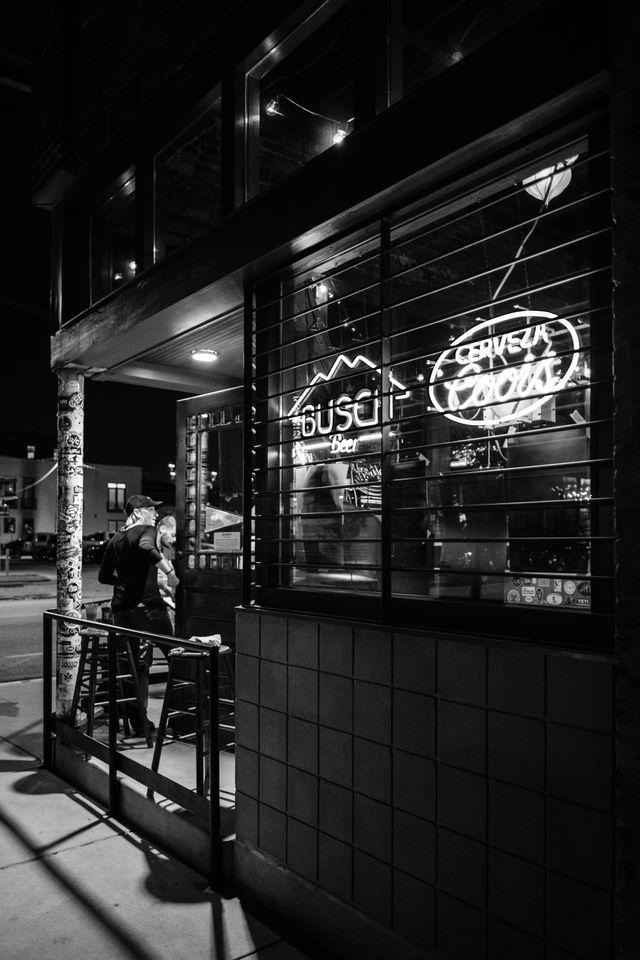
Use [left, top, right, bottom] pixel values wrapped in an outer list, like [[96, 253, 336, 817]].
[[56, 369, 85, 719]]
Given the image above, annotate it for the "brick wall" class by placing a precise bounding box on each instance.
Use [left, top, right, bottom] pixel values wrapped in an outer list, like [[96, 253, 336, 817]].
[[234, 607, 614, 960]]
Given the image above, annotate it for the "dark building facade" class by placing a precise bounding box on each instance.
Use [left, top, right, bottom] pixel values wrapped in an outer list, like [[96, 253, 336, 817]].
[[33, 2, 640, 958]]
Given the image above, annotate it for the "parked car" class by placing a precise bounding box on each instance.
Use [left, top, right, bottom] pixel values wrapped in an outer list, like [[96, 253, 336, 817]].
[[4, 538, 26, 558], [22, 532, 57, 561], [82, 531, 111, 563]]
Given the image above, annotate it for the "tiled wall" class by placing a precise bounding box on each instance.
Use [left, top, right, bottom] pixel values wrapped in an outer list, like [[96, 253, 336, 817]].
[[234, 607, 614, 960]]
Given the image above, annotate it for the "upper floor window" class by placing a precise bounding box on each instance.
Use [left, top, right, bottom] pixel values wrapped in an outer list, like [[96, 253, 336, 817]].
[[154, 93, 222, 261], [90, 173, 136, 303], [246, 1, 356, 197], [20, 479, 36, 510], [107, 482, 126, 512], [401, 0, 547, 96]]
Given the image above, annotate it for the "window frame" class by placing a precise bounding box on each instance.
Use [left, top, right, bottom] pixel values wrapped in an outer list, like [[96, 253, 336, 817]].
[[247, 126, 614, 651]]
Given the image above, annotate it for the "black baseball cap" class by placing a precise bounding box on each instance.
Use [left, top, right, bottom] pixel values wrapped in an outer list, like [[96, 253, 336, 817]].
[[124, 495, 163, 515]]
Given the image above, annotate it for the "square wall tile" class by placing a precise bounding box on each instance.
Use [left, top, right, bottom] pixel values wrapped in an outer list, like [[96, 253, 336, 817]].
[[319, 779, 353, 844], [488, 780, 544, 863], [259, 707, 286, 762], [260, 660, 287, 712], [393, 872, 435, 951], [237, 654, 259, 704], [546, 797, 613, 889], [287, 818, 317, 883], [488, 646, 544, 718], [319, 833, 352, 902], [289, 618, 318, 669], [354, 794, 392, 862], [288, 717, 318, 775], [393, 690, 435, 757], [546, 871, 613, 960], [488, 919, 544, 960], [287, 768, 318, 826], [319, 727, 352, 787], [354, 737, 391, 802], [236, 746, 259, 798], [259, 804, 286, 862], [437, 892, 486, 960], [288, 665, 318, 722], [353, 851, 391, 925], [438, 764, 486, 841], [236, 699, 258, 751], [489, 848, 543, 935], [319, 673, 352, 732], [236, 791, 258, 846], [236, 610, 260, 657], [547, 655, 613, 732], [437, 828, 486, 910], [260, 614, 287, 662], [319, 621, 353, 675], [393, 809, 435, 884], [393, 631, 435, 694], [354, 680, 391, 744], [260, 756, 287, 811], [488, 713, 544, 791], [438, 637, 487, 706], [354, 628, 391, 683], [438, 701, 486, 774], [393, 749, 435, 820], [547, 724, 613, 811]]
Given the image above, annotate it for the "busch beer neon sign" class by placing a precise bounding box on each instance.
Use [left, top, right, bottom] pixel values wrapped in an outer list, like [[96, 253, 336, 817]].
[[287, 354, 410, 443], [428, 310, 581, 428]]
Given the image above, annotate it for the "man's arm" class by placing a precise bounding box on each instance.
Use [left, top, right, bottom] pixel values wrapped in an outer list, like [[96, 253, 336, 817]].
[[98, 543, 117, 585]]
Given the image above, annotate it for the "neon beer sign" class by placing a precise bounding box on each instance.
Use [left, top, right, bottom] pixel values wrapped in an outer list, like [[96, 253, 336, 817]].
[[287, 354, 410, 442], [428, 310, 581, 428]]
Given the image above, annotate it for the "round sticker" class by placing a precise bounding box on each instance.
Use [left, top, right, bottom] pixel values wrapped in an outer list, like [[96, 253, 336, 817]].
[[507, 590, 520, 603], [563, 580, 576, 595], [546, 593, 563, 605]]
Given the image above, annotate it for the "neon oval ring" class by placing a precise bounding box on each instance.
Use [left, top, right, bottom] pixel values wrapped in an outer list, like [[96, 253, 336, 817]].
[[427, 310, 581, 428]]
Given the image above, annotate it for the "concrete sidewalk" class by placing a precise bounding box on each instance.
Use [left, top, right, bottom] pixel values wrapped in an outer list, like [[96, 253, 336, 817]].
[[0, 678, 332, 960]]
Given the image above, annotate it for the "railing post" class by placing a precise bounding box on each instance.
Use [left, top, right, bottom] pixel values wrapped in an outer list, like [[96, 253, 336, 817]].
[[208, 645, 222, 887], [42, 613, 54, 770], [107, 632, 119, 817]]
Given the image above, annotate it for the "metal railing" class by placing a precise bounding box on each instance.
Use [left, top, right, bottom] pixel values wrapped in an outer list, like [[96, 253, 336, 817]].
[[42, 610, 226, 886]]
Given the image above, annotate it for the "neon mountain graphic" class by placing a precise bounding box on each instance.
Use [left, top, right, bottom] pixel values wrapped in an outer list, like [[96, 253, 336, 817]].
[[287, 353, 410, 418]]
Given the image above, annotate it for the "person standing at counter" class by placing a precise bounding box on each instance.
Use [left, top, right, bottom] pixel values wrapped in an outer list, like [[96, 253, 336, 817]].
[[98, 494, 176, 737]]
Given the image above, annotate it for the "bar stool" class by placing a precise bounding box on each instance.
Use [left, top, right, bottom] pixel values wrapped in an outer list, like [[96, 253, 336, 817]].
[[147, 643, 235, 800], [71, 628, 153, 748]]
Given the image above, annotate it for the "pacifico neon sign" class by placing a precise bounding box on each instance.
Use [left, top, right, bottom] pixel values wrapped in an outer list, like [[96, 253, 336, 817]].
[[287, 354, 410, 442], [428, 310, 581, 428]]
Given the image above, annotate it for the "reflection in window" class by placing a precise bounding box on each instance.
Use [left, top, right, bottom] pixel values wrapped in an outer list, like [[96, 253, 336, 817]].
[[90, 175, 136, 303], [402, 0, 546, 95], [155, 97, 222, 260], [250, 2, 355, 195], [252, 136, 613, 620]]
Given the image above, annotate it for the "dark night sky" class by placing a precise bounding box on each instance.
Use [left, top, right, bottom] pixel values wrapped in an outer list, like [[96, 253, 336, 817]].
[[0, 6, 183, 486]]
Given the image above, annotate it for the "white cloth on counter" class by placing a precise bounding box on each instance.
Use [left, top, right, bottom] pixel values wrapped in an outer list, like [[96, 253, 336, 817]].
[[188, 634, 222, 646]]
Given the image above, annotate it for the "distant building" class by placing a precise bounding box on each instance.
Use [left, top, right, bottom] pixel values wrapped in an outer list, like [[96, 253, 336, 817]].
[[0, 453, 141, 546]]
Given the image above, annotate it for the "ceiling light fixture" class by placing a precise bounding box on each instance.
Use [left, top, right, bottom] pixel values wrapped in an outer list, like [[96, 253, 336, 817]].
[[191, 349, 219, 363]]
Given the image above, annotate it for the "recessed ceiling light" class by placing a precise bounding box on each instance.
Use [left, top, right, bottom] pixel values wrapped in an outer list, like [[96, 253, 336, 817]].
[[191, 348, 219, 363]]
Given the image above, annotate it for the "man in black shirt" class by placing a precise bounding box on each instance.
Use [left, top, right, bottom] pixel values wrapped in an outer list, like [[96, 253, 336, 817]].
[[99, 495, 177, 736]]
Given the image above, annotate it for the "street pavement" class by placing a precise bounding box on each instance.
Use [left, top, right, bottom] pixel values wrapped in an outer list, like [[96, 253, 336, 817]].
[[0, 562, 111, 682]]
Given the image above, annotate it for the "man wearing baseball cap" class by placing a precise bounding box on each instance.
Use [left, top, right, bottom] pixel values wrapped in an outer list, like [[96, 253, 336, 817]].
[[99, 494, 177, 738]]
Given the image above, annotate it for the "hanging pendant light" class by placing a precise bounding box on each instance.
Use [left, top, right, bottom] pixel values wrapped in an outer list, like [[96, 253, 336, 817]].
[[523, 155, 579, 206]]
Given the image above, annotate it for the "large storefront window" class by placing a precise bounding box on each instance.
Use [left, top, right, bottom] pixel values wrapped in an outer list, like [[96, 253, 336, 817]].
[[251, 132, 613, 640]]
